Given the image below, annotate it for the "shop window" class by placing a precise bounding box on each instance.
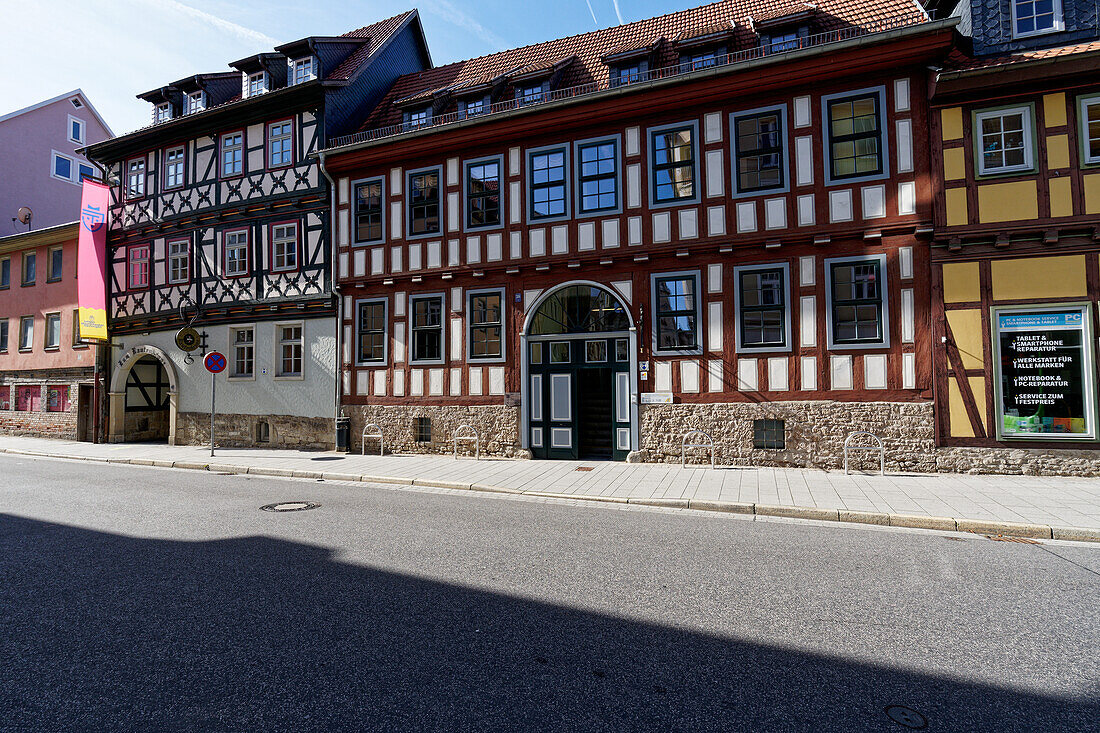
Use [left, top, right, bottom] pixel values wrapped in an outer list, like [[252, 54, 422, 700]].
[[415, 417, 432, 442], [528, 146, 569, 221], [826, 91, 883, 181], [736, 264, 789, 351], [354, 178, 384, 243], [975, 106, 1033, 175], [0, 386, 8, 409], [46, 386, 70, 412], [410, 294, 444, 363], [733, 108, 786, 194], [357, 300, 387, 364], [16, 385, 41, 411], [407, 167, 441, 236], [651, 272, 700, 354], [826, 256, 888, 348], [576, 138, 619, 214], [465, 158, 502, 229], [753, 419, 785, 449], [649, 123, 697, 205]]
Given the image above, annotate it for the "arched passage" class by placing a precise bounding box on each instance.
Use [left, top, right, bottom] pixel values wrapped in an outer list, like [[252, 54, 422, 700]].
[[108, 345, 180, 445], [521, 282, 638, 461]]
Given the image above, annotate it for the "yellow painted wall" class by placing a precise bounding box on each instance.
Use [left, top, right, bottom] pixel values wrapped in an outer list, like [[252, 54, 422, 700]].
[[1085, 173, 1100, 215], [977, 181, 1038, 223], [1043, 93, 1067, 127], [942, 261, 981, 303], [943, 147, 966, 180], [948, 376, 987, 438], [946, 309, 985, 369], [1049, 176, 1073, 218], [945, 187, 968, 226], [941, 107, 963, 141], [991, 255, 1087, 301], [1046, 134, 1069, 169]]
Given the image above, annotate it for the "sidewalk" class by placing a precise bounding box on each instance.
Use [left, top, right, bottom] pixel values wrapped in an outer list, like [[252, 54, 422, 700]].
[[4, 435, 1100, 542]]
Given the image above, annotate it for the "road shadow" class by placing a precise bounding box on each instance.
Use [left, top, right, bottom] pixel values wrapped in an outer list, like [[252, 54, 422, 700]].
[[0, 513, 1094, 731]]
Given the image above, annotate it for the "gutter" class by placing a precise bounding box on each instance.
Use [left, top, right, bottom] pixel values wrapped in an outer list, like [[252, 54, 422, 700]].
[[320, 17, 959, 158], [317, 148, 344, 444], [0, 221, 78, 253]]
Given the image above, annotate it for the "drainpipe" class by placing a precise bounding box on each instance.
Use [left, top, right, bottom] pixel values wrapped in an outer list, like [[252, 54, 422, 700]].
[[318, 149, 344, 449]]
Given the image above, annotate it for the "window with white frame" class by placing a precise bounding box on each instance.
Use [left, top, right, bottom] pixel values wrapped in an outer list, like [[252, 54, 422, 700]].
[[52, 153, 74, 182], [78, 163, 97, 182], [155, 103, 172, 123], [291, 57, 315, 85], [128, 245, 150, 290], [468, 290, 504, 360], [224, 230, 249, 276], [650, 124, 697, 204], [268, 120, 292, 167], [827, 256, 887, 347], [167, 239, 189, 284], [406, 107, 431, 129], [652, 272, 700, 353], [47, 246, 63, 282], [353, 178, 384, 243], [1012, 0, 1062, 37], [735, 265, 789, 351], [126, 158, 145, 198], [356, 300, 387, 363], [186, 91, 206, 115], [408, 168, 441, 236], [611, 63, 644, 87], [277, 324, 303, 377], [22, 252, 35, 285], [519, 82, 546, 105], [271, 223, 298, 272], [19, 316, 34, 351], [826, 92, 884, 180], [44, 313, 61, 350], [976, 106, 1033, 175], [164, 145, 185, 189], [576, 138, 619, 214], [0, 318, 8, 352], [462, 96, 489, 117], [0, 257, 7, 288], [683, 49, 721, 70], [68, 115, 85, 144], [733, 108, 785, 193], [221, 132, 243, 177], [231, 327, 254, 378], [247, 71, 267, 97], [466, 158, 501, 229], [1079, 95, 1100, 165], [528, 146, 568, 220], [410, 295, 444, 363]]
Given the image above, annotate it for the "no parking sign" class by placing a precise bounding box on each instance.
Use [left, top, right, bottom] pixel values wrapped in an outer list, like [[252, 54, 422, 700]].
[[204, 351, 226, 456]]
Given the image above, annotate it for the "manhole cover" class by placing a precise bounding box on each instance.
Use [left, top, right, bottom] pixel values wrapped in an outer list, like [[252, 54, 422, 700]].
[[885, 705, 927, 729], [261, 502, 321, 513]]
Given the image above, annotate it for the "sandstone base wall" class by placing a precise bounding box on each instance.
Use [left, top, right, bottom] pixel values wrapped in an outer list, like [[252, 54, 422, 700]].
[[343, 404, 524, 458], [175, 412, 333, 451]]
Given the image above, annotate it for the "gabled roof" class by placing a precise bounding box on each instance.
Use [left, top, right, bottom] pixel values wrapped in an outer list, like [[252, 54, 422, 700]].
[[0, 88, 114, 137], [941, 38, 1100, 72], [358, 0, 926, 132]]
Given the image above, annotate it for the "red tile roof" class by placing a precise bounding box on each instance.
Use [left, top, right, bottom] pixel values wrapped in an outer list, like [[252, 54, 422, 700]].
[[358, 0, 926, 131], [942, 39, 1100, 72], [326, 10, 417, 81]]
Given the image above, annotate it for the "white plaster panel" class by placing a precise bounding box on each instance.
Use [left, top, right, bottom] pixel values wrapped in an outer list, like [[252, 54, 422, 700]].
[[894, 78, 910, 112], [509, 147, 520, 176], [391, 246, 403, 272], [487, 233, 502, 261], [797, 194, 815, 226], [408, 242, 422, 271], [678, 208, 698, 239], [510, 231, 522, 259], [552, 225, 568, 254], [864, 354, 888, 390], [795, 136, 813, 186], [627, 164, 642, 208], [393, 369, 405, 396], [611, 280, 632, 304], [654, 361, 672, 391], [393, 322, 405, 363], [800, 296, 817, 347], [861, 185, 886, 220], [601, 219, 619, 248], [446, 158, 459, 186], [447, 239, 459, 266], [374, 369, 387, 396], [765, 197, 787, 229], [707, 206, 726, 236], [429, 368, 444, 396], [447, 192, 460, 232], [466, 235, 481, 264], [410, 368, 424, 396], [489, 367, 505, 395], [901, 288, 915, 343], [899, 246, 913, 279], [509, 181, 521, 223], [338, 177, 349, 205], [829, 189, 853, 223], [450, 318, 463, 361], [707, 263, 722, 293], [390, 201, 402, 239], [578, 221, 595, 251], [338, 251, 348, 279], [628, 217, 642, 245], [653, 212, 671, 243], [338, 210, 349, 246], [830, 355, 853, 390], [768, 357, 789, 392], [529, 228, 546, 257], [450, 367, 462, 396], [736, 201, 757, 233], [468, 367, 483, 396], [897, 181, 916, 216], [737, 359, 758, 391], [394, 292, 406, 317], [625, 126, 640, 156], [896, 119, 913, 173], [794, 95, 811, 127], [390, 167, 402, 195], [902, 352, 916, 390], [706, 149, 724, 197], [800, 356, 817, 391], [707, 359, 723, 392], [352, 249, 366, 277], [680, 360, 700, 393], [523, 289, 542, 311], [704, 112, 722, 143], [799, 256, 815, 286], [708, 301, 723, 352]]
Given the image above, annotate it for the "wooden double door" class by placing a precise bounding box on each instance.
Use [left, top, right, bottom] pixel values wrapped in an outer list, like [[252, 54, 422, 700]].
[[528, 336, 631, 461]]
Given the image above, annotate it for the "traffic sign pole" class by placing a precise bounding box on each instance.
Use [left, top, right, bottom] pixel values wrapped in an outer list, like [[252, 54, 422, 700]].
[[203, 351, 227, 457]]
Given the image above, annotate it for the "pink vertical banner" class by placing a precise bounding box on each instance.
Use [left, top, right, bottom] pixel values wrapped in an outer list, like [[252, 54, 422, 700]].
[[77, 179, 109, 341]]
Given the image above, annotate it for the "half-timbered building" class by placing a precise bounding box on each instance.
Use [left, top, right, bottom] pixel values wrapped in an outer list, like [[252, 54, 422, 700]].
[[322, 0, 957, 468], [84, 11, 430, 447], [930, 0, 1100, 473]]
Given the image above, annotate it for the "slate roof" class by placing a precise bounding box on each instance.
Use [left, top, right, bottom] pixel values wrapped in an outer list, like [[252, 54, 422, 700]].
[[327, 11, 417, 81], [358, 0, 927, 131]]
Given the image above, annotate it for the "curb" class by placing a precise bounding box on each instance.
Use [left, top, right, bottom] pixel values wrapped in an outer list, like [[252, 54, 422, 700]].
[[6, 447, 1100, 543]]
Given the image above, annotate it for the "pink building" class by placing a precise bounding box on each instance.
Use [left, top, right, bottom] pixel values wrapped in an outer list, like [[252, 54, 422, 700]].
[[0, 89, 113, 232], [0, 223, 101, 440]]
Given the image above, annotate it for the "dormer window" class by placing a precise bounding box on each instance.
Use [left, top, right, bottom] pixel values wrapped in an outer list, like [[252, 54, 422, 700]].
[[519, 82, 547, 106], [461, 96, 490, 118], [155, 103, 172, 123], [612, 63, 646, 87], [186, 91, 206, 115], [683, 50, 721, 71], [291, 57, 315, 85], [405, 107, 431, 129], [767, 30, 802, 53], [247, 71, 267, 97], [1012, 0, 1063, 38]]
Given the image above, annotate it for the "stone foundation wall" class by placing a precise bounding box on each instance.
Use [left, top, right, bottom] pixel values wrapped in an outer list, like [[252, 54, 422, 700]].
[[343, 404, 524, 458], [636, 400, 938, 472], [934, 446, 1100, 477], [0, 383, 83, 440], [124, 410, 169, 442], [175, 412, 333, 451]]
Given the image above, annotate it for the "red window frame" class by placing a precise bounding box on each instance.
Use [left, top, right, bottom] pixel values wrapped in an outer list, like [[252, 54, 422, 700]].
[[268, 220, 300, 273], [165, 237, 191, 285], [222, 227, 251, 278], [125, 156, 147, 201], [219, 130, 245, 179], [162, 143, 186, 190], [266, 118, 295, 169], [127, 243, 151, 291]]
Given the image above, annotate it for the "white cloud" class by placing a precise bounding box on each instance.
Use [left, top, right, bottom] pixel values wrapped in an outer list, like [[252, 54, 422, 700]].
[[612, 0, 625, 25], [585, 0, 598, 25], [423, 0, 508, 51], [141, 0, 278, 45]]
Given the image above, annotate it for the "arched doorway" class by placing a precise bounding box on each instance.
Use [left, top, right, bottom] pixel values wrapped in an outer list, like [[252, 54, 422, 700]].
[[108, 346, 179, 444], [522, 282, 638, 460]]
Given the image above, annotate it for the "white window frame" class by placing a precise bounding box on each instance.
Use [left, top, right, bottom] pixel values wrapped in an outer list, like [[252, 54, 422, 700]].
[[526, 142, 571, 224], [647, 120, 701, 209], [223, 229, 249, 277], [271, 222, 299, 273], [730, 104, 790, 197], [274, 322, 305, 380], [155, 103, 172, 123], [650, 269, 703, 357], [573, 134, 623, 218], [820, 86, 890, 186], [355, 298, 389, 365], [733, 263, 793, 354], [229, 326, 256, 380], [467, 287, 506, 363], [463, 155, 505, 232], [19, 315, 34, 352], [44, 312, 61, 350], [186, 91, 206, 115], [163, 145, 185, 189], [167, 239, 190, 285], [1079, 94, 1100, 166], [352, 176, 386, 245], [409, 292, 446, 365], [1011, 0, 1064, 39], [247, 71, 267, 97], [974, 106, 1034, 176], [126, 157, 146, 198], [406, 165, 443, 240], [67, 115, 85, 144], [824, 253, 890, 350], [291, 57, 315, 85], [50, 151, 75, 183]]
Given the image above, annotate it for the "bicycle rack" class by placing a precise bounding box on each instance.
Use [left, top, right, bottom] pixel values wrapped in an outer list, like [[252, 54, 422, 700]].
[[681, 430, 716, 469], [453, 424, 480, 460], [844, 431, 885, 475], [360, 423, 384, 456]]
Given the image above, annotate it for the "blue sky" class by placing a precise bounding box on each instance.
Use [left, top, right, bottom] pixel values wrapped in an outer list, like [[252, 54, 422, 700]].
[[2, 0, 697, 135]]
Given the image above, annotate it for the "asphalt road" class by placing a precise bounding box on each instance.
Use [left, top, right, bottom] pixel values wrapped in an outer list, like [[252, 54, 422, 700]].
[[1, 454, 1098, 732]]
